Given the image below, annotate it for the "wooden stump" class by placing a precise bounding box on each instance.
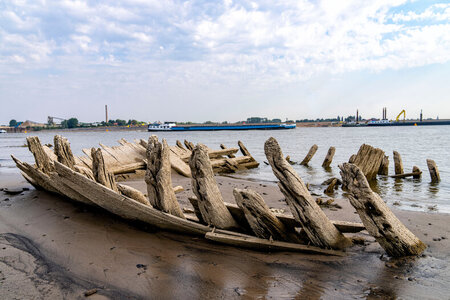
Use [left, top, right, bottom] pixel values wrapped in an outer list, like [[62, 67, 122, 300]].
[[412, 166, 422, 179], [393, 151, 404, 175], [426, 159, 440, 182], [322, 147, 336, 168], [91, 148, 118, 192], [54, 135, 75, 169], [26, 136, 54, 174], [339, 163, 426, 257], [233, 188, 296, 242], [264, 137, 351, 250], [220, 144, 236, 158], [189, 144, 238, 229], [378, 155, 389, 176], [145, 137, 185, 218], [300, 144, 318, 166], [351, 144, 385, 181], [324, 178, 338, 194], [117, 184, 151, 206]]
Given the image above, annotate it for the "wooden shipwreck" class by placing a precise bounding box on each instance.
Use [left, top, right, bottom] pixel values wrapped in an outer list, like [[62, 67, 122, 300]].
[[12, 135, 425, 258]]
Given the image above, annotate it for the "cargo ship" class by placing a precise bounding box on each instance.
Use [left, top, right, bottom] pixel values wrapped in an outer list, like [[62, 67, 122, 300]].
[[148, 122, 296, 131]]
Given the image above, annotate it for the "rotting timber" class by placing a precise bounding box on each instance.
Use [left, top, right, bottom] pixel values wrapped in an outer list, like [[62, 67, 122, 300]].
[[12, 135, 426, 258]]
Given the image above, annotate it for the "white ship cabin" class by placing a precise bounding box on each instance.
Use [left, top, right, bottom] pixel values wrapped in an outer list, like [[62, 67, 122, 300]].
[[148, 122, 176, 131]]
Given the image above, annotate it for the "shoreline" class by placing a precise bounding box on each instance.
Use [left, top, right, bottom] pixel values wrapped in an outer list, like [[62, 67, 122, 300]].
[[1, 170, 449, 299]]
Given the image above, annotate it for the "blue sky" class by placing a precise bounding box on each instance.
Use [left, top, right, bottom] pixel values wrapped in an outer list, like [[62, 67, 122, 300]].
[[1, 0, 449, 124]]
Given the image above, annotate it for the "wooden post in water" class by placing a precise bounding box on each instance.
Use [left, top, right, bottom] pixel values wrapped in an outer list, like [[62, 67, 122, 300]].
[[393, 151, 404, 175], [426, 159, 440, 182], [322, 146, 336, 168], [189, 144, 238, 229], [412, 166, 422, 179], [264, 137, 351, 250], [378, 155, 389, 176], [340, 163, 426, 257], [351, 144, 385, 181], [300, 144, 318, 166]]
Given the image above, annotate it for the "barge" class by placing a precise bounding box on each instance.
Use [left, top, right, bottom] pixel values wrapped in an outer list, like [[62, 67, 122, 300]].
[[148, 122, 296, 131]]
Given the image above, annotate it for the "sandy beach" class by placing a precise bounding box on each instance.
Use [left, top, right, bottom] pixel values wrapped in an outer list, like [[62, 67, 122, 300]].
[[1, 169, 449, 299]]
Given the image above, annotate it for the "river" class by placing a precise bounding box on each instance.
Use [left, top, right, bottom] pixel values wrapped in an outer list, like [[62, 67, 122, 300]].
[[1, 125, 448, 213]]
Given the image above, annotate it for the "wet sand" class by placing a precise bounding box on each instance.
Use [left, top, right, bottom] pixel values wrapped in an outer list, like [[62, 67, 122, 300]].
[[1, 171, 449, 299]]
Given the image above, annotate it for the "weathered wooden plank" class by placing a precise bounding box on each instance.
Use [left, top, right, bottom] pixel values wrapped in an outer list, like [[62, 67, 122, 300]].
[[189, 144, 239, 229], [205, 232, 346, 256], [352, 144, 385, 181], [233, 188, 296, 242], [393, 151, 404, 175], [264, 137, 351, 250], [145, 136, 185, 218], [26, 136, 54, 174], [322, 146, 336, 168], [340, 162, 426, 257], [426, 159, 440, 182]]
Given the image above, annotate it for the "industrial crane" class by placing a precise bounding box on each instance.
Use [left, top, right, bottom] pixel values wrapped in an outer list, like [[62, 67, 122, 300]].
[[396, 110, 406, 122], [47, 116, 66, 125]]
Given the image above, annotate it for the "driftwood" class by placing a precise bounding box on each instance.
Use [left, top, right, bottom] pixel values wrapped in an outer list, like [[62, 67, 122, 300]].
[[91, 148, 118, 192], [340, 163, 426, 257], [393, 151, 404, 175], [189, 144, 238, 229], [322, 177, 342, 186], [54, 135, 75, 169], [220, 144, 236, 158], [54, 161, 209, 236], [189, 197, 366, 233], [117, 183, 151, 206], [412, 166, 421, 179], [26, 136, 54, 174], [233, 188, 296, 242], [378, 155, 389, 176], [145, 137, 185, 218], [264, 137, 351, 250], [390, 170, 422, 179], [324, 178, 338, 194], [285, 156, 296, 165], [300, 144, 318, 165], [426, 159, 440, 182], [184, 140, 194, 151], [349, 154, 356, 163], [205, 231, 345, 256], [322, 147, 336, 168], [176, 140, 186, 150], [351, 144, 385, 181]]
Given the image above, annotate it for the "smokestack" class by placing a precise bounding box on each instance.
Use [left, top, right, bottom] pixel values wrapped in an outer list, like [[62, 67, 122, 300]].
[[356, 109, 359, 123], [420, 109, 423, 122], [105, 105, 108, 124]]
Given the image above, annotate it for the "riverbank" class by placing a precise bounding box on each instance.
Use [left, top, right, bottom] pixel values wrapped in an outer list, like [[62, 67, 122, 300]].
[[1, 170, 449, 299]]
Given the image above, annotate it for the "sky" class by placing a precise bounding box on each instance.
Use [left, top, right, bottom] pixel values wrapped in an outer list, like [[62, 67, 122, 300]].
[[1, 0, 449, 124]]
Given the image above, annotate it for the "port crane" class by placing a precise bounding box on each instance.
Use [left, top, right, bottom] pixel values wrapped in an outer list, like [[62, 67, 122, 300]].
[[47, 116, 66, 125], [396, 110, 406, 122]]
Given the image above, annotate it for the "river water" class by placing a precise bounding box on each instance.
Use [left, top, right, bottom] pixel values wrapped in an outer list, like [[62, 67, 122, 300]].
[[1, 126, 449, 213]]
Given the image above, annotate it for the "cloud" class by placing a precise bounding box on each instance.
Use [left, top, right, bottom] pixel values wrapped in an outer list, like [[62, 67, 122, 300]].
[[0, 0, 449, 122]]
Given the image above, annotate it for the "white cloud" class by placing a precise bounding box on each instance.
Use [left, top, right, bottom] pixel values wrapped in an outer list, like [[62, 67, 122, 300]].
[[1, 0, 450, 122]]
